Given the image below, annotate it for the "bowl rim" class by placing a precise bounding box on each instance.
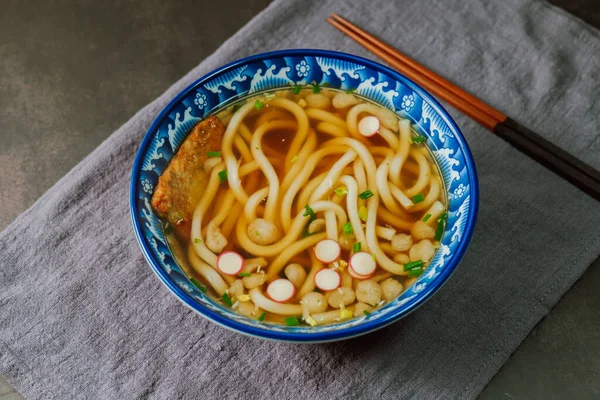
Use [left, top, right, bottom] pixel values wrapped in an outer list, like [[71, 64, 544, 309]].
[[130, 49, 479, 342]]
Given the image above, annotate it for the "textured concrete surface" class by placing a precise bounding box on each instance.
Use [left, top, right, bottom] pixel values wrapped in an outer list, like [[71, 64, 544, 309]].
[[0, 0, 598, 399]]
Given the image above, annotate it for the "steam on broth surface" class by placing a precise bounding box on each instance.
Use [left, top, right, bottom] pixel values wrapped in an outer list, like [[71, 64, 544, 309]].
[[151, 86, 447, 327]]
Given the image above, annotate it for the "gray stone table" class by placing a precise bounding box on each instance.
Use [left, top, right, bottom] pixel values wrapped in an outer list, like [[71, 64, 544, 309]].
[[0, 0, 598, 398]]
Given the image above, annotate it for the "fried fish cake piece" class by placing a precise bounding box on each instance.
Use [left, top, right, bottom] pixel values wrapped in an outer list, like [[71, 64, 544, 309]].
[[151, 115, 225, 239]]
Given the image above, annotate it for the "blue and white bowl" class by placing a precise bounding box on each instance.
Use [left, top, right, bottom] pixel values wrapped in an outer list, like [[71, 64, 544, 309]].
[[130, 50, 479, 342]]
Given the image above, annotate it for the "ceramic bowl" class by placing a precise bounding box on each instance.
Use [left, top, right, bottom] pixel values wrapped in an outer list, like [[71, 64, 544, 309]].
[[130, 49, 478, 342]]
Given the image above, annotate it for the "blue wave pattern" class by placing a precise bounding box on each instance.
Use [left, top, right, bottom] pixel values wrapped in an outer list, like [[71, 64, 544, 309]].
[[134, 54, 473, 334]]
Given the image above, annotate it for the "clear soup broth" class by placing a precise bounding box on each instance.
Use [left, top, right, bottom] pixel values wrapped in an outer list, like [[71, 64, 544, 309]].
[[152, 86, 447, 327]]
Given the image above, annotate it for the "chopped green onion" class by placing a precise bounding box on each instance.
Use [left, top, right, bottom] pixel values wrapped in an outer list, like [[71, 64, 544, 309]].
[[302, 226, 315, 238], [193, 237, 202, 244], [408, 267, 423, 277], [403, 259, 423, 272], [231, 103, 243, 113], [218, 169, 228, 183], [312, 84, 320, 93], [292, 85, 302, 94], [258, 312, 266, 321], [222, 293, 233, 306], [438, 212, 448, 221], [334, 186, 348, 197], [190, 277, 207, 293], [358, 206, 368, 222], [353, 242, 361, 253], [207, 151, 221, 157], [164, 223, 173, 235], [358, 190, 374, 200], [363, 310, 371, 316], [422, 213, 432, 222], [285, 316, 300, 326], [345, 88, 355, 94], [303, 205, 315, 217], [342, 222, 354, 235], [238, 272, 251, 277], [254, 99, 264, 110], [302, 206, 317, 237], [434, 215, 446, 242], [412, 193, 425, 204], [411, 135, 426, 144]]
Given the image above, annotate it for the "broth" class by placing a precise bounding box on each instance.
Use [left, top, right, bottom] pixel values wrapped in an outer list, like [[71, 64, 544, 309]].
[[152, 87, 446, 327]]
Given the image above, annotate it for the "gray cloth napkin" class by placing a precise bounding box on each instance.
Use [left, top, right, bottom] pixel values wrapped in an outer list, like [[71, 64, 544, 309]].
[[2, 0, 600, 398]]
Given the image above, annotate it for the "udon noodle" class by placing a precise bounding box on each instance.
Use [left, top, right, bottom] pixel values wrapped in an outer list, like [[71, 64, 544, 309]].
[[152, 86, 447, 327]]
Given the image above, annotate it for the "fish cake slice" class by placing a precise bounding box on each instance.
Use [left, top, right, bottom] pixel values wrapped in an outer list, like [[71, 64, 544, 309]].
[[151, 116, 225, 239]]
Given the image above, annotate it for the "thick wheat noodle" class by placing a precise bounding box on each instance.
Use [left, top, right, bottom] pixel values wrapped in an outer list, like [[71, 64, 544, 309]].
[[237, 203, 346, 257], [404, 149, 431, 197], [338, 175, 368, 252], [370, 146, 394, 158], [305, 108, 346, 128], [266, 233, 327, 280], [376, 226, 397, 240], [251, 120, 297, 221], [211, 189, 236, 226], [297, 253, 323, 298], [388, 183, 414, 211], [377, 207, 413, 231], [295, 166, 353, 215], [280, 130, 317, 194], [244, 186, 269, 221], [365, 196, 407, 276], [324, 137, 379, 193], [297, 172, 329, 212], [376, 153, 410, 217], [234, 135, 253, 162], [222, 102, 256, 204], [378, 126, 400, 150], [315, 121, 349, 137], [309, 150, 357, 203], [191, 161, 224, 268], [379, 242, 397, 255], [220, 202, 243, 238], [389, 119, 412, 187], [220, 172, 261, 238], [423, 201, 445, 226], [187, 246, 229, 296], [238, 123, 252, 143], [249, 288, 302, 316], [325, 210, 338, 241], [410, 177, 440, 212], [266, 98, 310, 171], [280, 146, 349, 231], [254, 108, 293, 127]]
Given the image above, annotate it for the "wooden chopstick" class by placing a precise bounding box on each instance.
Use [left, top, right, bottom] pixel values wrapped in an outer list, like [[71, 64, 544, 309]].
[[327, 14, 600, 202], [330, 13, 506, 125]]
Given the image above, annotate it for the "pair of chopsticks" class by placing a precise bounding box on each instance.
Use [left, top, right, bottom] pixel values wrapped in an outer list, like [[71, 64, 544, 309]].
[[327, 14, 600, 202]]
